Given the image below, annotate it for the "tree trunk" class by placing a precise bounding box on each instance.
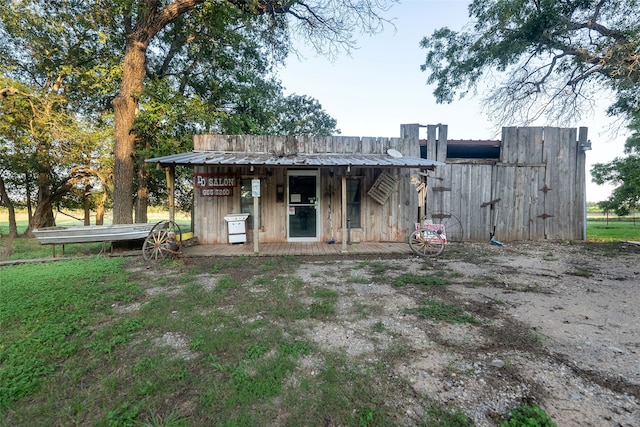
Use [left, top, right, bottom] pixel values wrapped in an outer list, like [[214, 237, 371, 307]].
[[110, 0, 207, 224], [0, 177, 19, 238], [112, 36, 149, 224], [29, 195, 55, 233], [83, 179, 92, 226], [1, 232, 14, 261], [25, 172, 33, 233], [135, 160, 149, 223], [96, 191, 106, 225], [27, 171, 56, 235]]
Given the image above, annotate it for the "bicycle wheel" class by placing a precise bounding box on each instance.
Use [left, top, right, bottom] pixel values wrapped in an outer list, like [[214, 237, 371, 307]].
[[426, 212, 464, 243], [408, 229, 444, 258]]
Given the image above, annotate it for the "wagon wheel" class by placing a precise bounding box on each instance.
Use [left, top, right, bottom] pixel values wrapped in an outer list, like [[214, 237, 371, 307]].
[[408, 229, 445, 258], [142, 220, 182, 261], [426, 211, 464, 243]]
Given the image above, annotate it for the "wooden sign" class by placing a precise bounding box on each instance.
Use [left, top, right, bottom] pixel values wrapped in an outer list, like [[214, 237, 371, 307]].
[[195, 173, 236, 197]]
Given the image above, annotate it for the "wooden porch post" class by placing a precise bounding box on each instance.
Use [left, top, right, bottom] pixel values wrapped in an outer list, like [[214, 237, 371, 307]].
[[165, 166, 175, 223], [341, 172, 348, 253], [253, 195, 260, 253]]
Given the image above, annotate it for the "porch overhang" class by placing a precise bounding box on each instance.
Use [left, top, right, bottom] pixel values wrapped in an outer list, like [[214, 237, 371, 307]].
[[145, 151, 444, 169]]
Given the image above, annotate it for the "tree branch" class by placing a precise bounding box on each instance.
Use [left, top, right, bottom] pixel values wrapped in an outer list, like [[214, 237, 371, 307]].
[[0, 87, 24, 99]]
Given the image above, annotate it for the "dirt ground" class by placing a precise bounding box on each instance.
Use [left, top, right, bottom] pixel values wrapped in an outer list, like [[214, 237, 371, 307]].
[[289, 241, 640, 426], [134, 240, 639, 426]]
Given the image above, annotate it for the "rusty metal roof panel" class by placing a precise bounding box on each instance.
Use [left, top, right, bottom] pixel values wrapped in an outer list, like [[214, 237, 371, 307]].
[[146, 151, 445, 168]]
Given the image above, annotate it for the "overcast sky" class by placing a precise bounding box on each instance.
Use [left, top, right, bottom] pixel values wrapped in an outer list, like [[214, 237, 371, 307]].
[[275, 0, 628, 202]]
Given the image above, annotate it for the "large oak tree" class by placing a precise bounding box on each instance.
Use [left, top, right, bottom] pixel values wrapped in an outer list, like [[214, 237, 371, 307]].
[[420, 0, 640, 125], [420, 0, 640, 208], [110, 0, 395, 224], [2, 0, 395, 225]]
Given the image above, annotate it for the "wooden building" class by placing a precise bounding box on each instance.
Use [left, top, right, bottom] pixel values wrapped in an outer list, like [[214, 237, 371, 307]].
[[147, 123, 590, 247], [421, 124, 590, 242], [146, 124, 443, 251]]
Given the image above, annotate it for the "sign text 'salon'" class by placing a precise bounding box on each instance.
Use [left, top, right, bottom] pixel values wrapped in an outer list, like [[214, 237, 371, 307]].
[[195, 174, 236, 197]]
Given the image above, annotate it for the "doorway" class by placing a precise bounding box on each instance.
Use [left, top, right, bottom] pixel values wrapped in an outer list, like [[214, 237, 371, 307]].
[[287, 170, 320, 241]]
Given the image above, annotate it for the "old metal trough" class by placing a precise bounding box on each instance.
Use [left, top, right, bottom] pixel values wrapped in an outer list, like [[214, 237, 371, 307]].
[[33, 223, 155, 256]]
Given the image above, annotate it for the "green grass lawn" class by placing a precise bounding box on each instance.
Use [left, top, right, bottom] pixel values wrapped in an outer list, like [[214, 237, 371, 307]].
[[1, 258, 143, 415], [0, 207, 191, 234], [0, 254, 475, 426], [0, 248, 560, 426], [586, 217, 640, 241]]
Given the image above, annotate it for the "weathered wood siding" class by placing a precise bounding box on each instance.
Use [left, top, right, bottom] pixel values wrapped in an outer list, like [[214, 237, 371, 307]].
[[425, 125, 588, 242], [193, 129, 423, 244]]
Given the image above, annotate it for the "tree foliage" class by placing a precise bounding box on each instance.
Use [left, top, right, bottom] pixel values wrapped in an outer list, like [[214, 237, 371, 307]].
[[0, 1, 119, 231], [420, 0, 640, 125], [591, 115, 640, 214], [108, 0, 395, 223], [0, 73, 110, 232], [2, 0, 377, 225], [420, 0, 640, 208]]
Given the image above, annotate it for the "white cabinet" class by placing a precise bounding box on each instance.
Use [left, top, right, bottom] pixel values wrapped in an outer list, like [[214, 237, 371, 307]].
[[224, 214, 249, 243]]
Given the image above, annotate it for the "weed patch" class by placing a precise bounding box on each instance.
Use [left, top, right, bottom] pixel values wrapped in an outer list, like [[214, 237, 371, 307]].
[[406, 299, 480, 324], [309, 288, 339, 319], [501, 404, 557, 426], [421, 403, 473, 426], [566, 268, 591, 277], [392, 272, 450, 287]]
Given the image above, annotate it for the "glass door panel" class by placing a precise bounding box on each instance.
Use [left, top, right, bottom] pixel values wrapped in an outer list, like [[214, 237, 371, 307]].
[[287, 171, 319, 241]]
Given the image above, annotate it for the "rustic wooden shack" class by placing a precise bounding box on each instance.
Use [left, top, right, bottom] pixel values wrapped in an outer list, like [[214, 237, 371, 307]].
[[422, 124, 589, 242], [146, 124, 443, 250], [147, 123, 589, 247]]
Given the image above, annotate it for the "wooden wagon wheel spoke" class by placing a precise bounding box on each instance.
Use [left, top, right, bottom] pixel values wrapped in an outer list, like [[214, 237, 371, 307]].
[[408, 229, 444, 258], [142, 231, 165, 261], [142, 220, 183, 261]]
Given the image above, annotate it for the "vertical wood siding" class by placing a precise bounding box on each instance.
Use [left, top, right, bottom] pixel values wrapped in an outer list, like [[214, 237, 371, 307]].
[[191, 125, 587, 244], [192, 130, 423, 244], [425, 125, 587, 242]]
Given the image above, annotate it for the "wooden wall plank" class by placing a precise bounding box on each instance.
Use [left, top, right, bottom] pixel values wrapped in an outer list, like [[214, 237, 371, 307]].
[[493, 165, 515, 240], [542, 127, 560, 239], [426, 125, 437, 160], [576, 127, 588, 239], [501, 127, 518, 163], [519, 127, 544, 164], [560, 128, 576, 238], [436, 125, 448, 163], [467, 164, 493, 241]]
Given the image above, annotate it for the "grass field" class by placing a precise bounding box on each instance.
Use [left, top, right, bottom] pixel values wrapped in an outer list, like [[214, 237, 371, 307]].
[[1, 246, 557, 426], [586, 216, 640, 241]]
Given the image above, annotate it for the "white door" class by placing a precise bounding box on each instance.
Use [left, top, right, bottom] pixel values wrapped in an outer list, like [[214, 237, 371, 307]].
[[287, 170, 320, 242]]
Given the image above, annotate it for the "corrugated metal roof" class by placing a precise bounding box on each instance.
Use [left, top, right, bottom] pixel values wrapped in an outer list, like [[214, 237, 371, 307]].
[[146, 151, 445, 168]]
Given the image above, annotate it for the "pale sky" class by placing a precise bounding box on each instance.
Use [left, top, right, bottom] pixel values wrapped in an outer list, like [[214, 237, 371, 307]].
[[275, 0, 628, 202]]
